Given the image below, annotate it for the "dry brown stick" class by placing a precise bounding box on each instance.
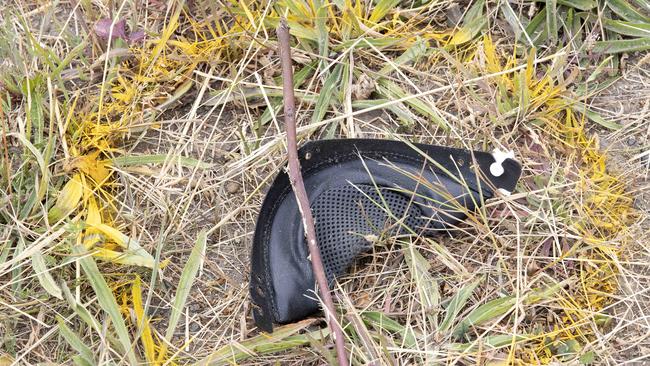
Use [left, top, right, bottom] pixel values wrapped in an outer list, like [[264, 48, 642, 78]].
[[276, 19, 349, 366]]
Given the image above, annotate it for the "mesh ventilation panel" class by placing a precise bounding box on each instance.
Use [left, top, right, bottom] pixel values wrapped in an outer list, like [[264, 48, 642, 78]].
[[311, 184, 425, 283]]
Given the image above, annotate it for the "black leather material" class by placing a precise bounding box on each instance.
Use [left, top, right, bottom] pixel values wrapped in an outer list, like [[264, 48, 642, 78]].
[[249, 139, 521, 332]]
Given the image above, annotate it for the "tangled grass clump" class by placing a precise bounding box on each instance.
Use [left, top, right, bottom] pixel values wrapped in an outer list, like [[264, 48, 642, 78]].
[[1, 0, 648, 364]]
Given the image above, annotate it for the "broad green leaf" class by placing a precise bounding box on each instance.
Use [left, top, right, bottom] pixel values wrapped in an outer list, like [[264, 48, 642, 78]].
[[61, 282, 103, 335], [586, 56, 614, 83], [89, 223, 156, 266], [286, 20, 319, 42], [194, 319, 320, 365], [580, 350, 596, 364], [546, 0, 558, 42], [560, 0, 597, 9], [575, 75, 620, 96], [339, 59, 350, 104], [57, 316, 95, 365], [442, 0, 487, 46], [447, 19, 487, 46], [159, 230, 207, 361], [315, 0, 329, 64], [312, 63, 343, 124], [72, 355, 94, 366], [514, 283, 559, 303], [351, 99, 415, 125], [606, 0, 650, 23], [62, 282, 125, 359], [569, 8, 585, 50], [453, 296, 517, 338], [501, 1, 528, 42], [110, 154, 213, 169], [448, 334, 529, 351], [369, 0, 401, 24], [260, 61, 317, 126], [284, 0, 312, 19], [439, 277, 483, 333], [157, 79, 194, 111], [376, 78, 449, 130], [464, 0, 485, 22], [91, 247, 156, 268], [362, 311, 418, 348], [525, 9, 548, 45], [541, 0, 597, 10], [573, 105, 623, 130], [31, 251, 62, 299], [454, 284, 564, 339], [592, 37, 650, 54], [336, 37, 403, 50], [378, 38, 429, 76], [603, 19, 650, 37], [73, 245, 138, 364], [9, 131, 48, 207]]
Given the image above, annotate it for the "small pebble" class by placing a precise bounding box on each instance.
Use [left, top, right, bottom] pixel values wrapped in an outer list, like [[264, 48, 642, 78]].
[[189, 322, 201, 333], [226, 182, 241, 194], [626, 136, 637, 146]]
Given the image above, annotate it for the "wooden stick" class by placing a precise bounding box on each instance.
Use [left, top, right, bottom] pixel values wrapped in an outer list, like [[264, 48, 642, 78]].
[[276, 19, 349, 366]]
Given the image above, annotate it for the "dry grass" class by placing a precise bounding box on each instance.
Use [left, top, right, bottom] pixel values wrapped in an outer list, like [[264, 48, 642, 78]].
[[1, 0, 649, 364]]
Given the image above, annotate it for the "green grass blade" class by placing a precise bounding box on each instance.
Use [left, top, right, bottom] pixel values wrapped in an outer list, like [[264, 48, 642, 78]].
[[592, 37, 650, 54], [448, 334, 530, 351], [546, 0, 558, 43], [441, 0, 487, 46], [378, 38, 429, 76], [501, 1, 528, 42], [72, 245, 138, 364], [285, 20, 319, 42], [351, 99, 415, 125], [369, 0, 401, 24], [403, 244, 440, 327], [452, 296, 517, 339], [571, 105, 622, 130], [376, 78, 449, 130], [453, 283, 565, 339], [603, 19, 650, 37], [61, 281, 125, 355], [312, 63, 343, 124], [606, 0, 650, 23], [61, 282, 102, 334], [525, 9, 548, 45], [464, 0, 485, 23], [314, 0, 329, 67], [57, 316, 95, 365], [164, 230, 206, 341], [586, 56, 614, 82], [283, 0, 311, 18], [110, 154, 213, 169], [31, 251, 62, 299], [556, 0, 597, 10], [335, 37, 402, 50], [439, 277, 483, 333], [362, 311, 418, 348], [631, 0, 650, 12], [72, 355, 94, 366], [260, 61, 317, 126], [194, 319, 319, 365]]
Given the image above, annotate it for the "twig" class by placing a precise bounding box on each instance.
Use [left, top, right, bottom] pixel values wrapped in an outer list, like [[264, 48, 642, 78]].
[[277, 19, 349, 366], [0, 98, 11, 193]]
